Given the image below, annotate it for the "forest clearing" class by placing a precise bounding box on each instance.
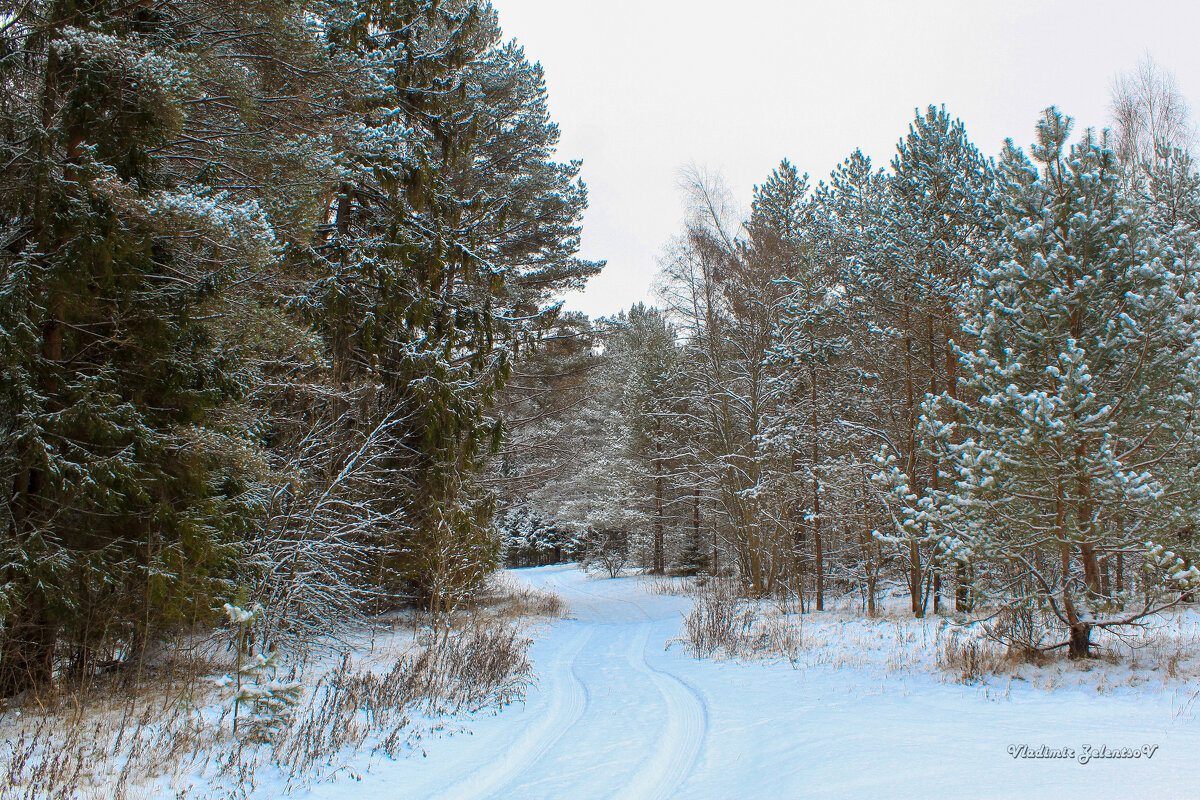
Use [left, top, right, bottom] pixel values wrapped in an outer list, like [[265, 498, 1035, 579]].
[[3, 0, 1200, 796], [6, 565, 1198, 798]]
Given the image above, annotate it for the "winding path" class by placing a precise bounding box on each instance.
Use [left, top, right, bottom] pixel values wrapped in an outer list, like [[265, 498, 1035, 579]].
[[438, 565, 709, 800], [306, 564, 1200, 800], [430, 624, 593, 800]]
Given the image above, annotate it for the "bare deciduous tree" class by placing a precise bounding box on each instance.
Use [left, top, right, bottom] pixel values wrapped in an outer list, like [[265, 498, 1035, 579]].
[[1111, 54, 1194, 170]]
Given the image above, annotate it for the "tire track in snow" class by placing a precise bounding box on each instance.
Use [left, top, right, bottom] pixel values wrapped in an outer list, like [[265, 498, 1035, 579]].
[[428, 623, 592, 800], [609, 621, 708, 800], [553, 576, 710, 800]]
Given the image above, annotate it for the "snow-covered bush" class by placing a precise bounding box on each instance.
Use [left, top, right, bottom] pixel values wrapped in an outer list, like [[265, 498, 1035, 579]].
[[580, 529, 631, 578]]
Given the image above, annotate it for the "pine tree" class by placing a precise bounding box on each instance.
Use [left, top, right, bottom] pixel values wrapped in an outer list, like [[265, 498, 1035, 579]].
[[866, 106, 995, 616], [752, 160, 847, 609], [928, 109, 1200, 657]]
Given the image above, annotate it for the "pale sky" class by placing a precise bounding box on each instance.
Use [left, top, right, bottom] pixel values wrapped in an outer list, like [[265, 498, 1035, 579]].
[[491, 0, 1200, 319]]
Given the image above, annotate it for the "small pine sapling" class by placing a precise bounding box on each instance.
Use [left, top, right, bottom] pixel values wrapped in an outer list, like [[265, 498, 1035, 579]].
[[219, 602, 302, 740]]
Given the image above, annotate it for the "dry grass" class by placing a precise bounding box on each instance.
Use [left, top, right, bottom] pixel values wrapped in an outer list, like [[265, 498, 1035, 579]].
[[271, 623, 532, 783], [1101, 610, 1200, 681], [678, 579, 802, 663], [0, 603, 538, 799], [678, 582, 1200, 691], [936, 628, 1008, 683], [642, 573, 702, 597], [679, 579, 758, 658], [0, 685, 226, 800], [476, 575, 567, 622]]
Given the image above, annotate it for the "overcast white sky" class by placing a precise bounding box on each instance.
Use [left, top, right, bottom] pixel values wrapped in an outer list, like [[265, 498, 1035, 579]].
[[491, 0, 1200, 319]]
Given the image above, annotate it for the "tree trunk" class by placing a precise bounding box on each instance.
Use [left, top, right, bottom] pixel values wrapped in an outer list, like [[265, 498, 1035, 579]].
[[809, 333, 823, 611], [1076, 466, 1101, 598], [928, 315, 940, 616], [1057, 491, 1090, 658], [1080, 542, 1101, 597], [859, 520, 877, 617], [945, 315, 971, 613], [1068, 622, 1092, 659], [814, 519, 824, 612], [908, 541, 922, 617], [711, 517, 718, 578], [0, 591, 56, 698], [812, 456, 822, 611], [903, 310, 922, 617], [955, 563, 968, 612], [789, 451, 805, 599], [652, 437, 665, 575]]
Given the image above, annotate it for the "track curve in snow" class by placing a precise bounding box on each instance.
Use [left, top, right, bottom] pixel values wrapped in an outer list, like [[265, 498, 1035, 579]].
[[429, 624, 593, 800], [541, 573, 710, 799], [306, 563, 1200, 800], [424, 566, 712, 799], [610, 621, 708, 800]]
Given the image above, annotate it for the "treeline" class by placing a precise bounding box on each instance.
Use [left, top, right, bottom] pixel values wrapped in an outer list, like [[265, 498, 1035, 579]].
[[501, 81, 1200, 658], [0, 0, 597, 696]]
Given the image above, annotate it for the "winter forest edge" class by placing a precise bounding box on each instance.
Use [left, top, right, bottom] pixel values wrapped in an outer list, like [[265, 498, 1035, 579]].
[[2, 0, 1200, 796]]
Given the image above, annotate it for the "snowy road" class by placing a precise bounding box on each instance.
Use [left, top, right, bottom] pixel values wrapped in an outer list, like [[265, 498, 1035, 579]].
[[303, 565, 1200, 800], [422, 567, 708, 800]]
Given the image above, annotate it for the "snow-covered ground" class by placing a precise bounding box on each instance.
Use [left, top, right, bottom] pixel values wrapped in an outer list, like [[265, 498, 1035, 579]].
[[292, 564, 1200, 800]]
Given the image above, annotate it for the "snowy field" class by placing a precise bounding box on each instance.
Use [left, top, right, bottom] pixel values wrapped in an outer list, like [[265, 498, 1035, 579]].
[[286, 564, 1200, 800]]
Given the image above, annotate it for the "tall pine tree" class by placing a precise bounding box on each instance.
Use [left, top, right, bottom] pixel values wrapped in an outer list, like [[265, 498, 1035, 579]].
[[928, 109, 1200, 657]]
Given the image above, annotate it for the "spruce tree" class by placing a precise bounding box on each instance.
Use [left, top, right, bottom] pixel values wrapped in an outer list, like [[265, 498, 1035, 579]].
[[0, 0, 279, 694], [303, 0, 598, 610], [610, 304, 684, 574]]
